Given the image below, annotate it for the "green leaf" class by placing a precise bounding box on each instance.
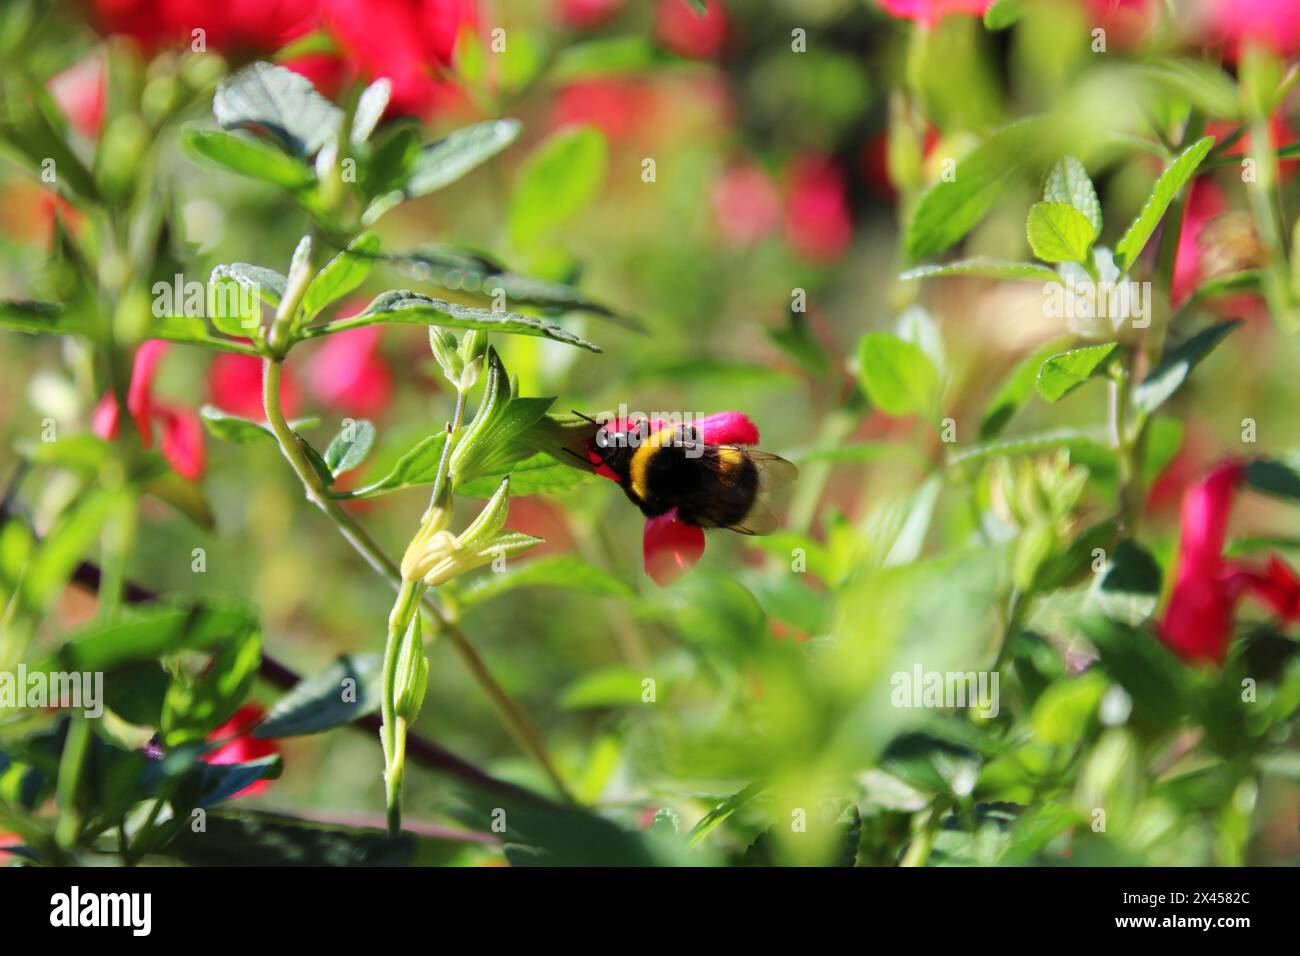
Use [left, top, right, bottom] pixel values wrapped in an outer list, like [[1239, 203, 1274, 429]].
[[23, 490, 116, 609], [163, 810, 412, 866], [344, 431, 448, 497], [458, 556, 633, 610], [548, 36, 673, 81], [983, 0, 1022, 29], [1088, 539, 1161, 626], [1043, 155, 1102, 233], [1188, 269, 1263, 303], [402, 118, 521, 198], [1243, 457, 1300, 502], [323, 419, 376, 476], [254, 654, 382, 738], [508, 126, 608, 248], [209, 264, 287, 308], [385, 244, 638, 327], [59, 602, 260, 672], [1114, 136, 1215, 272], [901, 258, 1061, 283], [179, 126, 313, 190], [206, 276, 260, 338], [947, 427, 1112, 467], [1026, 201, 1097, 263], [152, 315, 260, 355], [162, 617, 261, 745], [906, 118, 1047, 260], [558, 667, 646, 710], [213, 61, 342, 158], [201, 406, 272, 443], [1132, 320, 1240, 416], [980, 337, 1073, 438], [351, 78, 390, 144], [858, 332, 941, 417], [303, 232, 380, 319], [308, 290, 601, 352], [1030, 671, 1107, 746], [456, 451, 595, 497], [0, 300, 75, 336], [1131, 61, 1241, 122], [1035, 343, 1118, 401], [687, 782, 766, 848], [200, 405, 318, 444]]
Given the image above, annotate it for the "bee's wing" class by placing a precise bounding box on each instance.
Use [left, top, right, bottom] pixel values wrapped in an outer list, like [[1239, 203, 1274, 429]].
[[745, 450, 799, 492], [725, 497, 779, 536], [707, 448, 796, 536]]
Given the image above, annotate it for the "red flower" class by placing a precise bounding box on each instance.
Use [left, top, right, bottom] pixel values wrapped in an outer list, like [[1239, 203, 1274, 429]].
[[91, 0, 318, 54], [48, 55, 106, 140], [1199, 0, 1300, 61], [207, 321, 391, 423], [319, 0, 475, 116], [92, 341, 206, 481], [874, 0, 992, 27], [784, 154, 853, 264], [305, 324, 394, 418], [553, 79, 654, 141], [201, 704, 280, 799], [712, 165, 782, 247], [586, 411, 760, 586], [655, 0, 728, 60], [556, 0, 624, 29], [1159, 460, 1300, 664], [1085, 0, 1157, 49]]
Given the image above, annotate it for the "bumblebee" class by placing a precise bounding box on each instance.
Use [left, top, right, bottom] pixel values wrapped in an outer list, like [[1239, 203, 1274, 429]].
[[578, 416, 797, 534]]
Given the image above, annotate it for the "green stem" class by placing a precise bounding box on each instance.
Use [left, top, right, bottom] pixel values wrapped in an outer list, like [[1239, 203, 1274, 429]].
[[261, 358, 572, 802], [54, 714, 92, 851], [382, 576, 423, 834]]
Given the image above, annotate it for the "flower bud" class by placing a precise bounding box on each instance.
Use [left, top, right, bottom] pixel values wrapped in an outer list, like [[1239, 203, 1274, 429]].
[[392, 613, 429, 725], [428, 327, 464, 387]]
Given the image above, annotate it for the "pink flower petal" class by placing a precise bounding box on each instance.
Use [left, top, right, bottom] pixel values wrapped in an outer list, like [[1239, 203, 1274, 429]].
[[91, 392, 120, 440], [306, 325, 393, 418], [643, 509, 706, 586], [156, 404, 207, 481], [695, 411, 759, 445], [125, 340, 169, 447]]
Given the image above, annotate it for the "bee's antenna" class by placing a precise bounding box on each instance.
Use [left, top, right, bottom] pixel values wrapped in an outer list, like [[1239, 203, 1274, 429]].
[[561, 446, 595, 468], [571, 410, 601, 427]]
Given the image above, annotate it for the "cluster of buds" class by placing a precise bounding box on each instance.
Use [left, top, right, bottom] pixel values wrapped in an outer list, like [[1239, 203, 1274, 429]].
[[399, 477, 540, 587]]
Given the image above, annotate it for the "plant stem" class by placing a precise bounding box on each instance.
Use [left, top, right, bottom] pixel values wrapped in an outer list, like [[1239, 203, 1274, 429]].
[[382, 576, 423, 834], [260, 358, 572, 802]]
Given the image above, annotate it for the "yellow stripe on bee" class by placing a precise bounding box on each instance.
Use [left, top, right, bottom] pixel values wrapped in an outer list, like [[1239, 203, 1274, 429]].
[[629, 425, 677, 501], [716, 446, 743, 468]]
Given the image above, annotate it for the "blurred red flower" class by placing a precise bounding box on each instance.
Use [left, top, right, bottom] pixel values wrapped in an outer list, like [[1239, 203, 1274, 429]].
[[556, 0, 624, 29], [712, 165, 782, 247], [91, 0, 317, 53], [48, 55, 106, 140], [553, 79, 654, 141], [586, 411, 760, 586], [305, 324, 394, 418], [209, 351, 296, 419], [1200, 0, 1300, 60], [93, 341, 206, 481], [318, 0, 475, 116], [874, 0, 992, 27], [784, 154, 853, 263], [1086, 0, 1157, 48], [207, 321, 391, 422], [201, 704, 281, 799], [656, 0, 728, 60], [1160, 460, 1300, 664]]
